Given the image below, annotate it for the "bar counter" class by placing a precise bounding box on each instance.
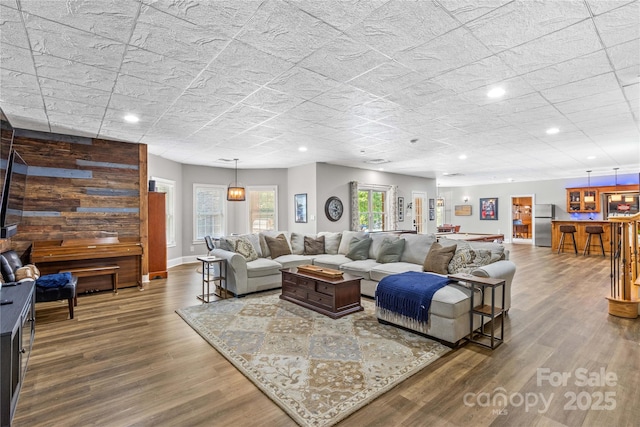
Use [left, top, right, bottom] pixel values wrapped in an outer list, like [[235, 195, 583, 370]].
[[551, 220, 612, 255]]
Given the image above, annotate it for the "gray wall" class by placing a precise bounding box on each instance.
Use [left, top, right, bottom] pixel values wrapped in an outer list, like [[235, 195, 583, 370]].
[[148, 154, 183, 266], [440, 172, 638, 240], [149, 150, 638, 260], [315, 163, 437, 232]]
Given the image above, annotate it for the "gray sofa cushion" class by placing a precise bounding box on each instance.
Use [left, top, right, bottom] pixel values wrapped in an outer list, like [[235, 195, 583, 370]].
[[341, 259, 381, 281], [369, 262, 423, 282], [275, 254, 315, 269], [318, 231, 341, 254], [313, 254, 352, 270], [246, 258, 283, 278], [430, 283, 480, 319], [338, 231, 366, 254], [400, 233, 436, 264], [376, 238, 405, 263], [290, 232, 307, 255], [368, 233, 399, 259], [346, 238, 372, 260]]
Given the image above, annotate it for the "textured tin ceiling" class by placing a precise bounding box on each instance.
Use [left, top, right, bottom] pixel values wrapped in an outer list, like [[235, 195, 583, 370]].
[[0, 0, 638, 186]]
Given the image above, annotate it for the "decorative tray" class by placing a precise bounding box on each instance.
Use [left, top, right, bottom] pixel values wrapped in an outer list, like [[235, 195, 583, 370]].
[[296, 264, 344, 278]]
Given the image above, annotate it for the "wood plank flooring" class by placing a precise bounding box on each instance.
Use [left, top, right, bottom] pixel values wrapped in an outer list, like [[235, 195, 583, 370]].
[[13, 244, 640, 426]]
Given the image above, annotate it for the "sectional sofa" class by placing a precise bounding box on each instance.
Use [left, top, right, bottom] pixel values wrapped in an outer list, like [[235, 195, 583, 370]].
[[210, 230, 516, 345]]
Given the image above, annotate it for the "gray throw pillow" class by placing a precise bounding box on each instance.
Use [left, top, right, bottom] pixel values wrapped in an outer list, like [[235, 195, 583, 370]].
[[376, 239, 406, 263], [423, 242, 457, 274], [304, 235, 325, 255], [346, 238, 372, 261], [234, 237, 259, 262]]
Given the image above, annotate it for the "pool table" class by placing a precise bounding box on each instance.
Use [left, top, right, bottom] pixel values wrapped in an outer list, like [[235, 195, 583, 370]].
[[436, 232, 504, 243]]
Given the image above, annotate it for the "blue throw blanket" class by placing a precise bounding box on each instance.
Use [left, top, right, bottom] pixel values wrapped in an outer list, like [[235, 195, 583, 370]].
[[36, 272, 72, 288], [376, 272, 451, 323]]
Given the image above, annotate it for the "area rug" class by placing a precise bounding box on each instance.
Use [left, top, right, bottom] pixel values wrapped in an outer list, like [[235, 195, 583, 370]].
[[176, 292, 450, 427]]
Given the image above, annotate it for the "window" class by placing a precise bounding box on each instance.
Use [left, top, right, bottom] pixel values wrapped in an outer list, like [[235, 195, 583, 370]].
[[359, 188, 386, 232], [193, 184, 226, 240], [152, 177, 176, 246], [247, 186, 277, 233]]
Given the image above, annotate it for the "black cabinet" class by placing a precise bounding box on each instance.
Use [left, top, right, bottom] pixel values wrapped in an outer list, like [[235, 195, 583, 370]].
[[1, 281, 35, 427]]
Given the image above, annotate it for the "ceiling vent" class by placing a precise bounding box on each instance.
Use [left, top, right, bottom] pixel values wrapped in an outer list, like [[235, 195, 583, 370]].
[[217, 158, 234, 163], [442, 172, 464, 177]]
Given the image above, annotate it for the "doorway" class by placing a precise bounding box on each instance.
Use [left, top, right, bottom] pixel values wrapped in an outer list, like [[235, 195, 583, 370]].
[[511, 195, 533, 244], [412, 191, 427, 234]]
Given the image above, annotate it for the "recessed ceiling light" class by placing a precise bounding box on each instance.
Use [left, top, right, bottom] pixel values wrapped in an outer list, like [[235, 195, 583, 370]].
[[458, 154, 467, 160], [298, 146, 307, 152], [487, 87, 505, 98], [124, 114, 139, 123], [378, 168, 384, 171], [546, 127, 559, 135], [508, 178, 514, 182], [587, 155, 596, 160]]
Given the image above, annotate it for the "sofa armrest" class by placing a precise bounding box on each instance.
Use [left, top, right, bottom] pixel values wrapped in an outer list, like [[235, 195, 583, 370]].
[[471, 260, 516, 310], [210, 248, 249, 296]]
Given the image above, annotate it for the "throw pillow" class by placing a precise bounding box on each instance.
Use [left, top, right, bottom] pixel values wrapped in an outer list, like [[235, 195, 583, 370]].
[[376, 238, 406, 263], [304, 235, 325, 255], [234, 237, 259, 262], [448, 248, 475, 274], [346, 238, 372, 260], [15, 266, 35, 283], [265, 234, 292, 259], [473, 249, 493, 267], [318, 231, 341, 254], [423, 242, 457, 275]]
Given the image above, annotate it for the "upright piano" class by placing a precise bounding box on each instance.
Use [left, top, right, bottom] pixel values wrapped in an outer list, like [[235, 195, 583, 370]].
[[31, 237, 143, 293]]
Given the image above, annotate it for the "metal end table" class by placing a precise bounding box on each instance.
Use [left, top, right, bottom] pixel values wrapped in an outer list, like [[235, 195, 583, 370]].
[[196, 256, 227, 302]]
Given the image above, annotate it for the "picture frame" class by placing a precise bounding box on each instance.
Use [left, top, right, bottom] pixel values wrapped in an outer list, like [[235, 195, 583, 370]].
[[454, 205, 472, 216], [429, 198, 435, 209], [294, 193, 307, 223], [398, 197, 404, 222], [480, 197, 498, 220], [429, 209, 435, 221]]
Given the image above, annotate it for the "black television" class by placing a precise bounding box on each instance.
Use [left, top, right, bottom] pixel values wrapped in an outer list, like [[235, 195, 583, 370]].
[[0, 149, 28, 238], [0, 109, 14, 205]]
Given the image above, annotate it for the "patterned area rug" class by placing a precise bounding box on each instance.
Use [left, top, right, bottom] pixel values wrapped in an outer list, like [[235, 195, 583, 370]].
[[176, 292, 450, 427]]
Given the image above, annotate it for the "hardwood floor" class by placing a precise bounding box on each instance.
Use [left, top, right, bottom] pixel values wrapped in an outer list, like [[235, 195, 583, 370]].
[[13, 244, 640, 426]]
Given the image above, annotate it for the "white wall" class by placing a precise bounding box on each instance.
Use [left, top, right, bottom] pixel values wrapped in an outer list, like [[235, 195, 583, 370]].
[[441, 172, 639, 239], [288, 163, 317, 233], [149, 150, 638, 259], [315, 163, 437, 232]]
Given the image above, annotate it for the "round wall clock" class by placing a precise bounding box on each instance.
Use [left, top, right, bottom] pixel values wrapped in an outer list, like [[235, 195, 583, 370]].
[[324, 196, 344, 222]]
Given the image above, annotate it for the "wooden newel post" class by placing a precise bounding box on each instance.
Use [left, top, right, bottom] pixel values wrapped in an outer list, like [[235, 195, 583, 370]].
[[606, 213, 640, 318]]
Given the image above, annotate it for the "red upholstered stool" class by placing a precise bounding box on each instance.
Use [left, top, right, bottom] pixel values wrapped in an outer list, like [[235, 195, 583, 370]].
[[557, 225, 577, 254], [583, 226, 605, 256]]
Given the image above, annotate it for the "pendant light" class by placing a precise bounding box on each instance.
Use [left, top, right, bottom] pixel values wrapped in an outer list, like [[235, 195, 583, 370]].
[[226, 158, 245, 201], [610, 168, 622, 202], [584, 170, 595, 203]]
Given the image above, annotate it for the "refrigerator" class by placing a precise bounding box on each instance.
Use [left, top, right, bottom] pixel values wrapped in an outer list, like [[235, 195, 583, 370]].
[[534, 204, 555, 247]]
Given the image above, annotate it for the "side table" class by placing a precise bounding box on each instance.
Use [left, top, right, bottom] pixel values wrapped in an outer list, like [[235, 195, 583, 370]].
[[448, 273, 506, 349], [196, 256, 227, 303]]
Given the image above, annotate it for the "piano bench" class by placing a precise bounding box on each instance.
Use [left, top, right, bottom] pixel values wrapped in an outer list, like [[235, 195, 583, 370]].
[[59, 266, 120, 294]]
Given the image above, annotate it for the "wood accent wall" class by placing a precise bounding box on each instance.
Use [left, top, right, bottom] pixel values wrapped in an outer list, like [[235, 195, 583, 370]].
[[3, 129, 146, 263]]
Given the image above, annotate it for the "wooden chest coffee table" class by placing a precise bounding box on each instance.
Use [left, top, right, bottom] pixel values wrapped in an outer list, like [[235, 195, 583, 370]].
[[280, 267, 363, 319]]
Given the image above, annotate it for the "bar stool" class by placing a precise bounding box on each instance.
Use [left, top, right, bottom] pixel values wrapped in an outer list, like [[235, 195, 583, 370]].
[[583, 225, 605, 256], [557, 225, 577, 254]]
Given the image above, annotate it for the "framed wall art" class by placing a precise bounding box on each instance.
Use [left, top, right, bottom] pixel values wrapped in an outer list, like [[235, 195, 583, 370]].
[[398, 197, 404, 222], [454, 205, 472, 216], [480, 198, 498, 220], [429, 198, 435, 209], [294, 193, 307, 223]]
